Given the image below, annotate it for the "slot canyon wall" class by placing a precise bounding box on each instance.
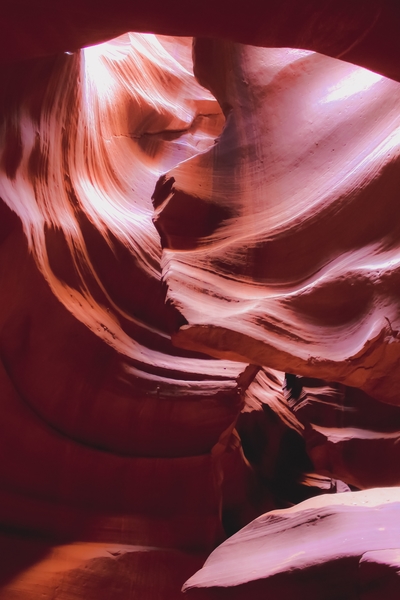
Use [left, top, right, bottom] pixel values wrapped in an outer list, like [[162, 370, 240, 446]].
[[2, 1, 400, 598]]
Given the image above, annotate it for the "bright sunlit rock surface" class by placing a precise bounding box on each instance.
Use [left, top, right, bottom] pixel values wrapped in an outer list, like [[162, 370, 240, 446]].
[[1, 26, 400, 600]]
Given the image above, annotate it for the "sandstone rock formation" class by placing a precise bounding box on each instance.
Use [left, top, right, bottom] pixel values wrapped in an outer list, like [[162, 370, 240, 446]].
[[184, 488, 400, 599], [155, 39, 400, 405], [2, 2, 400, 598]]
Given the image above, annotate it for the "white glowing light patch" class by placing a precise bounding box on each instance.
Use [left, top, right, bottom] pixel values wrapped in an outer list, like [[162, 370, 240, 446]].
[[83, 44, 117, 99], [359, 254, 400, 272], [321, 68, 383, 104]]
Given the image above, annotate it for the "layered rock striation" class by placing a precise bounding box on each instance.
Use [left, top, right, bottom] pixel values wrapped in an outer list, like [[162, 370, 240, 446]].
[[1, 9, 400, 599]]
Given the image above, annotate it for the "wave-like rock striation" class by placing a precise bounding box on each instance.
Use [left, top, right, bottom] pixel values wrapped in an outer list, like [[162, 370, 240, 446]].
[[154, 39, 400, 405], [2, 27, 400, 600]]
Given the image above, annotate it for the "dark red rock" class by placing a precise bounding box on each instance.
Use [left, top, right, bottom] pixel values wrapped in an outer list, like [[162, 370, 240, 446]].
[[2, 1, 400, 596], [2, 0, 400, 85]]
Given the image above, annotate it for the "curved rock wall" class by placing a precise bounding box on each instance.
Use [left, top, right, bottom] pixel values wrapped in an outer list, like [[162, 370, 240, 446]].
[[154, 39, 400, 404], [1, 10, 400, 599]]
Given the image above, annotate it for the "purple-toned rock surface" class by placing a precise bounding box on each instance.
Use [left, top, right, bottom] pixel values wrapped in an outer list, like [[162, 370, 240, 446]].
[[184, 488, 400, 599], [1, 3, 400, 598]]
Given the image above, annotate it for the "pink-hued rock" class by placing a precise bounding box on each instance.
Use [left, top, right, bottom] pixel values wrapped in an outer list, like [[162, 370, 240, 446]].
[[359, 549, 400, 599], [0, 32, 254, 572], [183, 488, 400, 599], [0, 35, 248, 458], [286, 378, 400, 488], [3, 8, 400, 598], [154, 39, 400, 405]]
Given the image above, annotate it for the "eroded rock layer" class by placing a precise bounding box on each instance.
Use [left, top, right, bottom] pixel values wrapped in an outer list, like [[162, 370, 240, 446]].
[[184, 488, 400, 600], [4, 0, 400, 86], [286, 375, 400, 488], [154, 39, 400, 404], [0, 35, 256, 598], [1, 18, 400, 600]]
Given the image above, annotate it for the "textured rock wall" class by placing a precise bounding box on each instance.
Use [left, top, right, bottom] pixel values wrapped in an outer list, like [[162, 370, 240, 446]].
[[1, 3, 400, 598], [0, 35, 252, 599], [155, 39, 400, 405]]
